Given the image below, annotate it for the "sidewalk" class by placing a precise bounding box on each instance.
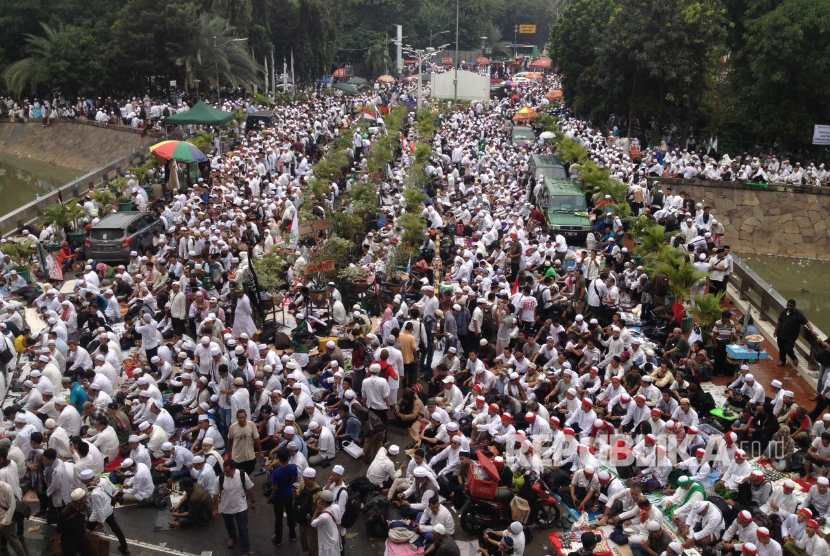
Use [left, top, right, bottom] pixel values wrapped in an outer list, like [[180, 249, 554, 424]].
[[712, 290, 818, 411]]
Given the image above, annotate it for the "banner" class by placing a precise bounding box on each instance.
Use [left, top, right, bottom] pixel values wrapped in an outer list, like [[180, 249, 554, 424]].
[[813, 124, 830, 145], [518, 24, 537, 34]]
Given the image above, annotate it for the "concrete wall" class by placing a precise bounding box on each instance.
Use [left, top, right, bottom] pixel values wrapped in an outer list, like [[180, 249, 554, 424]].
[[656, 179, 830, 260], [0, 121, 155, 172]]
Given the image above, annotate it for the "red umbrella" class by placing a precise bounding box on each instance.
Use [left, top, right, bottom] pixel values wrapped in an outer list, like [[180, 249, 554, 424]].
[[529, 56, 552, 70], [476, 56, 491, 66]]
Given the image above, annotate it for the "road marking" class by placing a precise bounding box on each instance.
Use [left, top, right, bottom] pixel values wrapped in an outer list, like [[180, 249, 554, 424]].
[[27, 516, 210, 556]]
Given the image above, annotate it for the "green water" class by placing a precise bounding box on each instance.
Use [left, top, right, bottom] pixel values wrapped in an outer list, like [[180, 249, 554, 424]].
[[0, 154, 81, 214], [740, 254, 830, 333]]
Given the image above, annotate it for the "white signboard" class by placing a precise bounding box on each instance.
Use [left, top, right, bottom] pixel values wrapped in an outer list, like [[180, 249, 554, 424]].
[[813, 124, 830, 145]]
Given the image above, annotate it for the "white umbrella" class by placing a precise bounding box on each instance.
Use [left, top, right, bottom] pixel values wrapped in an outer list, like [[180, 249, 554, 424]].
[[540, 131, 556, 140]]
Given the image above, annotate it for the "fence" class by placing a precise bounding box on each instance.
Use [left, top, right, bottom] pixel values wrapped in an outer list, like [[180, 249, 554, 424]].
[[729, 256, 826, 370]]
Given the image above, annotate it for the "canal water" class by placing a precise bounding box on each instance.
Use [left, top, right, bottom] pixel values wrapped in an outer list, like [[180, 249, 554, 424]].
[[740, 254, 830, 334], [0, 154, 80, 215]]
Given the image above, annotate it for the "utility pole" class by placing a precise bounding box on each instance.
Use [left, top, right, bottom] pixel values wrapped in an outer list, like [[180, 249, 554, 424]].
[[395, 25, 403, 75], [271, 47, 276, 97], [453, 0, 460, 102]]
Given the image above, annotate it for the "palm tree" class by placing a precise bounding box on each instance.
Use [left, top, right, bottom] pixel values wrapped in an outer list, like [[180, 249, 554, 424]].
[[2, 23, 61, 97], [689, 291, 726, 343], [653, 249, 705, 303], [175, 13, 259, 92]]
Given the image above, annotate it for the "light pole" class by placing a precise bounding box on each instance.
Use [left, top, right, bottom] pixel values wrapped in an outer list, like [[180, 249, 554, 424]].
[[213, 36, 247, 105], [453, 0, 460, 102], [402, 44, 448, 110], [429, 29, 450, 48]]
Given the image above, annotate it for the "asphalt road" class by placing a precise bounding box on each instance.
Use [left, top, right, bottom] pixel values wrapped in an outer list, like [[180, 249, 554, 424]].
[[18, 425, 560, 556]]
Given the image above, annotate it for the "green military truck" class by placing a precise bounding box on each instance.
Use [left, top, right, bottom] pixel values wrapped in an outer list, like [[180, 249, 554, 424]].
[[538, 176, 591, 242], [529, 153, 568, 181]]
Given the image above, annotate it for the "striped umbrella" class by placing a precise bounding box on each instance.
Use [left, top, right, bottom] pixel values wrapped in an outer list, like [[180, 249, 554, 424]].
[[149, 140, 208, 163]]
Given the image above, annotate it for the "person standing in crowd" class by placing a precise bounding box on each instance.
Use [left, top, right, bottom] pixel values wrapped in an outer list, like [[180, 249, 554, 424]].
[[269, 446, 298, 545], [776, 299, 808, 368], [218, 460, 254, 554]]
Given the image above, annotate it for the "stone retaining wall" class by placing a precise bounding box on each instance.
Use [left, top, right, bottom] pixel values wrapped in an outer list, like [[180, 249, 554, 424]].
[[661, 180, 830, 260], [0, 121, 155, 172]]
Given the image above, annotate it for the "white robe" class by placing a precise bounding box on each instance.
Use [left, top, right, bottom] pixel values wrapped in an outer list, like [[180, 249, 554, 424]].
[[232, 294, 257, 338], [312, 504, 341, 556]]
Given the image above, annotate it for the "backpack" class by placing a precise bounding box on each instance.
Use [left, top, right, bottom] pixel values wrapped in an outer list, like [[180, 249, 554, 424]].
[[337, 485, 362, 528], [364, 493, 390, 538], [534, 284, 549, 310], [219, 470, 249, 501]]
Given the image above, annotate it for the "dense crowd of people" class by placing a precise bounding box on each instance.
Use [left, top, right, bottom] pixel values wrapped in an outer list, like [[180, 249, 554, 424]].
[[0, 72, 826, 556]]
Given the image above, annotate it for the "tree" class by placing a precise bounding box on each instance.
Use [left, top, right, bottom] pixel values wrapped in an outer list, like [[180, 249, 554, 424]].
[[176, 12, 259, 91], [3, 22, 106, 97], [364, 33, 392, 77], [550, 0, 727, 140], [736, 0, 830, 147], [549, 0, 615, 119]]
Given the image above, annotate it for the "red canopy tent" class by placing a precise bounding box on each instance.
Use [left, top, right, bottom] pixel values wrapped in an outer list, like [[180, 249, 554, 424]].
[[333, 67, 348, 78]]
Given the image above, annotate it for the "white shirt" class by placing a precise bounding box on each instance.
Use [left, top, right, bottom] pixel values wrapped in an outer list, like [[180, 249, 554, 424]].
[[88, 477, 118, 523], [57, 405, 82, 436], [362, 375, 390, 410], [418, 503, 455, 535], [124, 462, 154, 500], [366, 448, 397, 487], [218, 470, 254, 514], [685, 502, 724, 541]]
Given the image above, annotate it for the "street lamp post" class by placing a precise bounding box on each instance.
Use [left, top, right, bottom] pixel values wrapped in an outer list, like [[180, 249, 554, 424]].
[[429, 29, 450, 48], [402, 44, 448, 110], [453, 0, 460, 102]]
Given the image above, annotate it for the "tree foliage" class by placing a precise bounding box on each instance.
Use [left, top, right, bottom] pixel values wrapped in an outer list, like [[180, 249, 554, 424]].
[[550, 0, 830, 150]]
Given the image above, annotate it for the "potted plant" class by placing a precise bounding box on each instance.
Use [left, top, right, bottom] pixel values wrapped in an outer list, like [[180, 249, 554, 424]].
[[93, 189, 115, 213], [689, 291, 726, 346], [42, 203, 70, 243], [64, 200, 88, 247], [110, 177, 134, 211], [0, 240, 36, 283], [252, 253, 290, 324]]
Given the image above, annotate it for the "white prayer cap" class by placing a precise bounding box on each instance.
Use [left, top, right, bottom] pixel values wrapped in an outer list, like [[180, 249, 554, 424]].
[[303, 467, 317, 479], [71, 488, 86, 501], [332, 465, 345, 476]]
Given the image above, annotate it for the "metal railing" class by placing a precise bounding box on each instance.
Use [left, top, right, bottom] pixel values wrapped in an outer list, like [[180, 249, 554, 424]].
[[729, 255, 827, 369]]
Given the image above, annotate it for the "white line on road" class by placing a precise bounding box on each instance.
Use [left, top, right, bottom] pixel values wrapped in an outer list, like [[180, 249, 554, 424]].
[[27, 516, 210, 556]]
